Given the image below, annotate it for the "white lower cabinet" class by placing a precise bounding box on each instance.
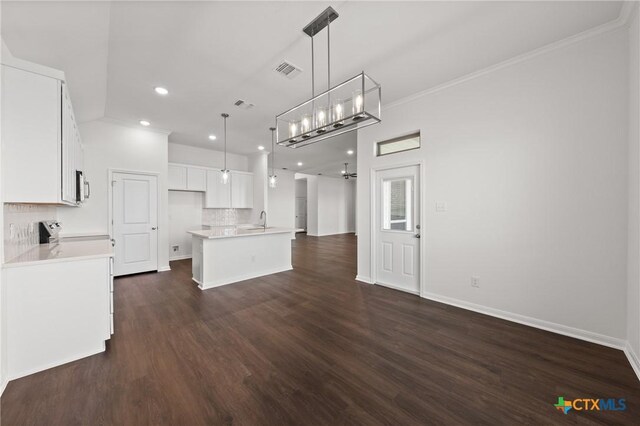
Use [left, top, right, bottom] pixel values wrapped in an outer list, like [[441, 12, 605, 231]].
[[5, 256, 114, 380]]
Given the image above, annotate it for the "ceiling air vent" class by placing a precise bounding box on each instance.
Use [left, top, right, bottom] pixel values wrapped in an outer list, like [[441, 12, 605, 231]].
[[275, 61, 302, 79], [234, 99, 255, 110]]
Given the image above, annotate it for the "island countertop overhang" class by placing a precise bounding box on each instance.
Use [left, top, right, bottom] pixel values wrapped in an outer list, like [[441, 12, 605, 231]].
[[188, 226, 296, 240]]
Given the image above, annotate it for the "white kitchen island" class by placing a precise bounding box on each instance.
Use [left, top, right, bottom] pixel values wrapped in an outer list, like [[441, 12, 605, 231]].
[[188, 226, 295, 290]]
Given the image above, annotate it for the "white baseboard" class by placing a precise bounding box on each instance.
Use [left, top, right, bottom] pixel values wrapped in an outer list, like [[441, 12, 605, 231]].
[[308, 231, 356, 237], [376, 281, 420, 295], [196, 265, 293, 290], [355, 275, 374, 284], [157, 265, 171, 272], [421, 292, 626, 350], [169, 255, 192, 261], [624, 342, 640, 382]]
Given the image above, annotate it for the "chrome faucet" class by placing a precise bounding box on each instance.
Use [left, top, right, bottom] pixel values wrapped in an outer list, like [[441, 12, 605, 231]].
[[260, 210, 267, 230]]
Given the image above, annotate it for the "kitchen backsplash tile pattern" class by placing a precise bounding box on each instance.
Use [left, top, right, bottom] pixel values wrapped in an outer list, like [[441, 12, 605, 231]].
[[202, 209, 252, 226], [3, 204, 57, 262]]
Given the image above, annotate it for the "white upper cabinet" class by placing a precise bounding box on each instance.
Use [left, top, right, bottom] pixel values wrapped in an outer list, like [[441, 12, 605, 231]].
[[2, 64, 82, 205], [205, 169, 231, 208], [231, 172, 253, 209], [61, 83, 81, 204], [172, 163, 252, 207], [186, 167, 207, 191], [168, 164, 187, 190], [168, 163, 208, 192]]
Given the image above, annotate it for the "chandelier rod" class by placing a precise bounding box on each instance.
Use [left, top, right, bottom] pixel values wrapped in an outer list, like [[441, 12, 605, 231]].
[[311, 35, 315, 99], [327, 16, 330, 92]]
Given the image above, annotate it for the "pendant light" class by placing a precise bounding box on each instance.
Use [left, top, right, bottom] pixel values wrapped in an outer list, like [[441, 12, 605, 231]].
[[269, 127, 277, 188], [220, 113, 230, 184], [275, 7, 381, 148]]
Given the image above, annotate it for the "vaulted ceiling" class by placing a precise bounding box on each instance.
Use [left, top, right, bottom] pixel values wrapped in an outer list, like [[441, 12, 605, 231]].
[[2, 1, 624, 176]]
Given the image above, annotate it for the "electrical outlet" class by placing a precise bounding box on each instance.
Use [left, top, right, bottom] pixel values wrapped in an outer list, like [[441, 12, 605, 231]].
[[471, 276, 480, 288], [172, 245, 179, 252]]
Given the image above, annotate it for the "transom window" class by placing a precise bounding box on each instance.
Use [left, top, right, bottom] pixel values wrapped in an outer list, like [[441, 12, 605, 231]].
[[377, 132, 420, 156]]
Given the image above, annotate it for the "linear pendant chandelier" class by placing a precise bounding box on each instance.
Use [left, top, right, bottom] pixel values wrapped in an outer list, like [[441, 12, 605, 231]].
[[275, 7, 381, 149]]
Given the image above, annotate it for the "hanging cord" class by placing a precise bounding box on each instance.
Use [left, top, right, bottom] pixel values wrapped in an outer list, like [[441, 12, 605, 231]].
[[221, 113, 229, 171], [270, 127, 276, 175], [311, 35, 315, 99]]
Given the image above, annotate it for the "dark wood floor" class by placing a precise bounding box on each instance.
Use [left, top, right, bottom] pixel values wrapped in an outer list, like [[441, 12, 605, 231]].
[[2, 234, 639, 425]]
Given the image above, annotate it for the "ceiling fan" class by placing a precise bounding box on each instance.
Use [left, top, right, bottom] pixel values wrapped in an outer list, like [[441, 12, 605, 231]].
[[342, 163, 357, 179]]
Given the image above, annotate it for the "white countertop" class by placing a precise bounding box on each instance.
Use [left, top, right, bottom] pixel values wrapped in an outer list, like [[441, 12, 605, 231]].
[[188, 226, 296, 240], [4, 239, 113, 268]]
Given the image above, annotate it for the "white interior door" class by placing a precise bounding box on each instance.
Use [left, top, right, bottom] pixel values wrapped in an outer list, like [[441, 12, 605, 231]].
[[112, 172, 158, 276], [295, 197, 307, 230], [375, 165, 420, 294]]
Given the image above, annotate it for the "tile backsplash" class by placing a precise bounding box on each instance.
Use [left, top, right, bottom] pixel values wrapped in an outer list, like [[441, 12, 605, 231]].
[[3, 204, 57, 262], [202, 209, 252, 227]]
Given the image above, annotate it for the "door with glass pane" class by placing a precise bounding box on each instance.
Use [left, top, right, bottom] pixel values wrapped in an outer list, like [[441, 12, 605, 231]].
[[375, 165, 420, 293]]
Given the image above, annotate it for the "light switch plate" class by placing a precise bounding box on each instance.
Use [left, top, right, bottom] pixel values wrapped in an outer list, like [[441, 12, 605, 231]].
[[436, 201, 447, 212]]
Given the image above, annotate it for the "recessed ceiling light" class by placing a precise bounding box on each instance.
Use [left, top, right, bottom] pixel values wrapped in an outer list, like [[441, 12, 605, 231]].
[[258, 145, 265, 151], [139, 120, 150, 126], [347, 150, 354, 155], [208, 134, 217, 141], [154, 87, 168, 95], [297, 162, 303, 166]]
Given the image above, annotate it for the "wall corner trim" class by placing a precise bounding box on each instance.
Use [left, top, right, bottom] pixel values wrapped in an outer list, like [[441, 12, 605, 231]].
[[421, 292, 627, 351], [625, 343, 640, 382]]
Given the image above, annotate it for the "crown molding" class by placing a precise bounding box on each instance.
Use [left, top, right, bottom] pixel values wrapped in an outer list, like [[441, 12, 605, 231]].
[[385, 2, 637, 112]]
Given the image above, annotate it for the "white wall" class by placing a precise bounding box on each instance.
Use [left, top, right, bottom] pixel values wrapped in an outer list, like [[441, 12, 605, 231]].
[[627, 4, 640, 369], [304, 176, 319, 236], [358, 28, 629, 343], [297, 173, 355, 237], [168, 143, 248, 171], [267, 169, 295, 228], [346, 179, 356, 233], [295, 179, 307, 198], [57, 119, 170, 270], [168, 191, 203, 260], [0, 21, 6, 396]]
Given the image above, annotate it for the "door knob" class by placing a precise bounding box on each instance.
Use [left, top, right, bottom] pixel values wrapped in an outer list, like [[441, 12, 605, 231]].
[[151, 227, 157, 230], [110, 239, 116, 247]]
